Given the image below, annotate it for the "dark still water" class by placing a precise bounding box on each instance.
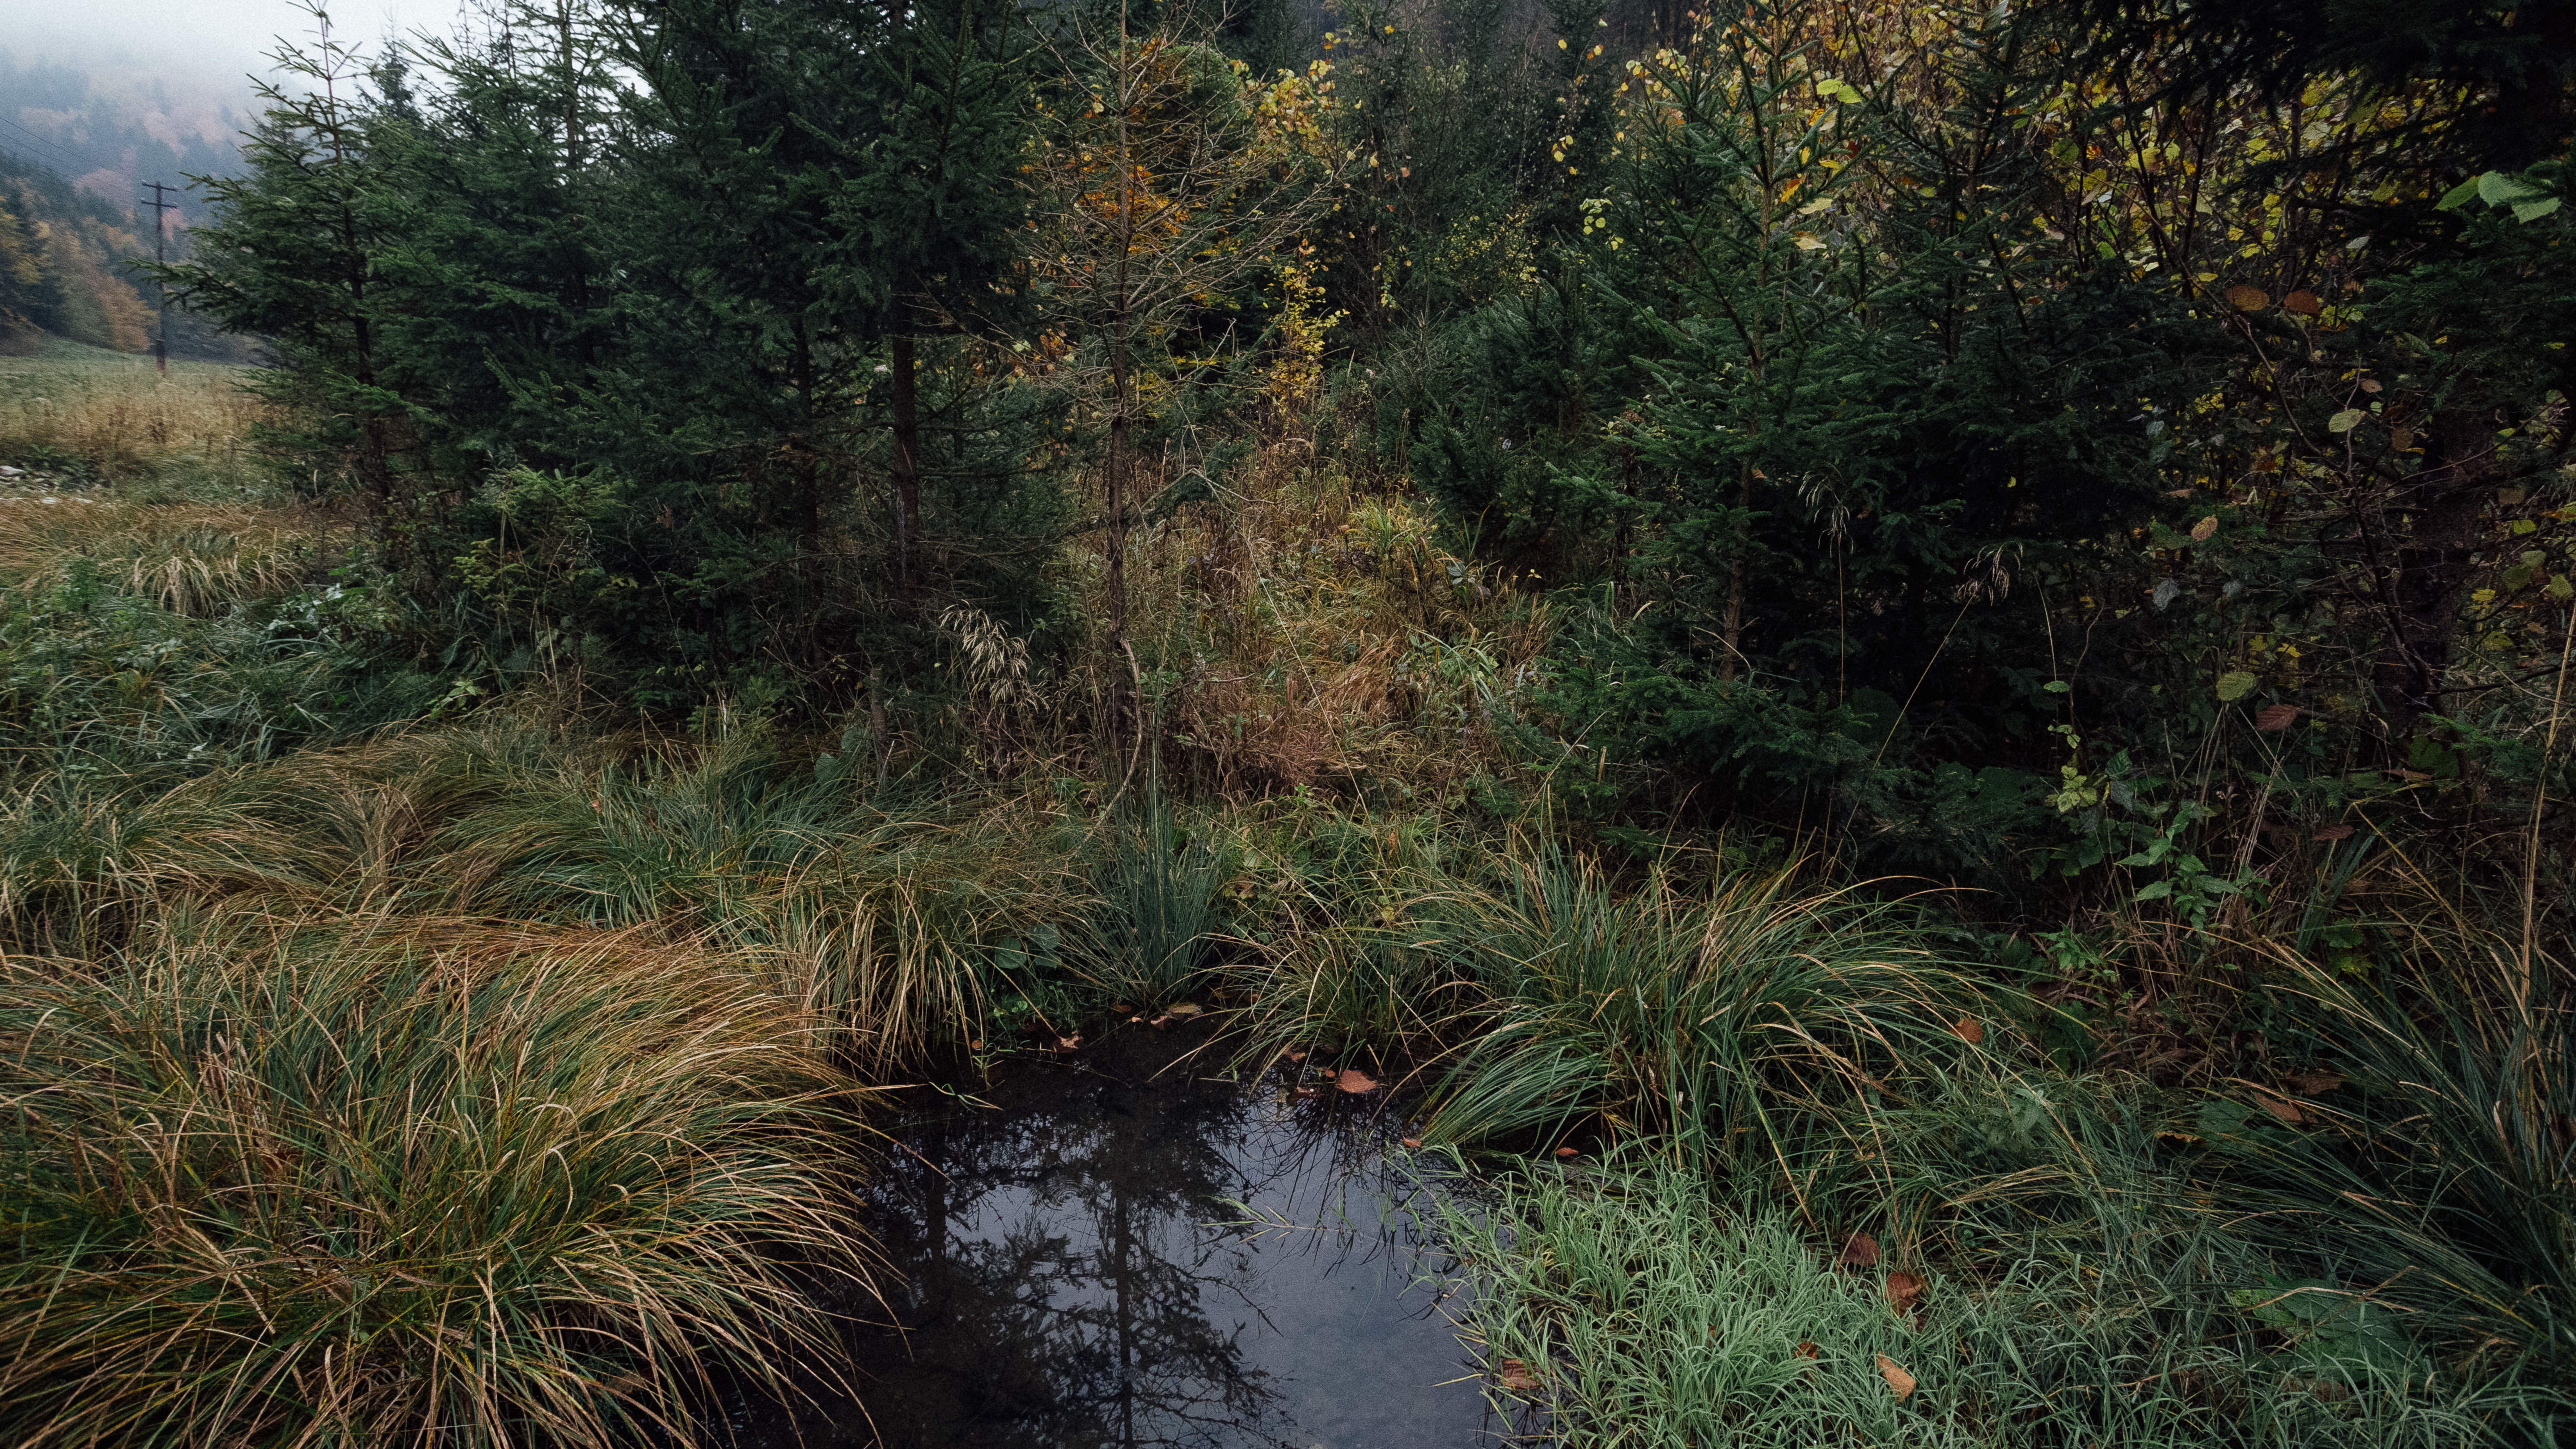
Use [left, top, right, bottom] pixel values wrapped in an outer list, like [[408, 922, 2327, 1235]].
[[750, 1030, 1498, 1449]]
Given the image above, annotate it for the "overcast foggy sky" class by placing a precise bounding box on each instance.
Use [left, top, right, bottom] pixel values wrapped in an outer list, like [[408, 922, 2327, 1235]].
[[3, 0, 440, 89]]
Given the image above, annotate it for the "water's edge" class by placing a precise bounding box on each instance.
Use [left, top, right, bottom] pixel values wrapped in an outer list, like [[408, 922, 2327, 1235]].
[[729, 1029, 1500, 1449]]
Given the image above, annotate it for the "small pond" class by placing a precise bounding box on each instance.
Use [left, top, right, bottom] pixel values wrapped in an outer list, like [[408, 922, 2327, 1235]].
[[737, 1028, 1503, 1449]]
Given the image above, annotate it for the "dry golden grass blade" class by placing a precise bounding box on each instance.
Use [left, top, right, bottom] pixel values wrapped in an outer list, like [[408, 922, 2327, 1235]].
[[0, 354, 269, 480], [0, 496, 327, 613]]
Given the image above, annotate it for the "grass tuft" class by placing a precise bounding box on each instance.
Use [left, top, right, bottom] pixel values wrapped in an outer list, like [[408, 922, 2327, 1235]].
[[0, 915, 872, 1448]]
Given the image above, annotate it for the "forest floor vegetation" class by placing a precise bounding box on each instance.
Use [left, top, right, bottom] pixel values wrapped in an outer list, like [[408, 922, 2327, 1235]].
[[0, 363, 2565, 1447]]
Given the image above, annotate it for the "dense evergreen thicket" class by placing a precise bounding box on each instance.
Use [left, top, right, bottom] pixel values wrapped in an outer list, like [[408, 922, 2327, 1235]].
[[163, 0, 2573, 917]]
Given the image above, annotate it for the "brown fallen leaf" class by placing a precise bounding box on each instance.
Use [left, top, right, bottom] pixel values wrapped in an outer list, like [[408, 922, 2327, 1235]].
[[1887, 1270, 1928, 1317], [2254, 1092, 2305, 1124], [1949, 1017, 1983, 1044], [2190, 515, 2220, 542], [1110, 1003, 1134, 1015], [1400, 1136, 1423, 1149], [1162, 1002, 1203, 1018], [1335, 1068, 1380, 1093], [1878, 1354, 1916, 1400], [2313, 823, 2356, 843], [1838, 1233, 1882, 1269], [1285, 1048, 1309, 1062], [2255, 703, 2301, 731], [2282, 288, 2322, 316], [2225, 285, 2270, 312], [1292, 1085, 1320, 1099], [1497, 1358, 1544, 1394], [968, 1040, 984, 1051], [1555, 1145, 1579, 1158], [2286, 1072, 2345, 1095], [1054, 1036, 1082, 1052], [1795, 1340, 1819, 1360]]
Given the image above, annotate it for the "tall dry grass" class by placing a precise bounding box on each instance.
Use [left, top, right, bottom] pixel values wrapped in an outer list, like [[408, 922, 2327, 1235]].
[[1080, 409, 1554, 799], [0, 912, 873, 1449], [0, 358, 267, 483], [0, 493, 323, 612]]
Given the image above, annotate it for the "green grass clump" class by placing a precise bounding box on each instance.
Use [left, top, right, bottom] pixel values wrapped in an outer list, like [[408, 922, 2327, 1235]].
[[1404, 855, 1962, 1163], [1076, 786, 1233, 1008], [0, 915, 870, 1448], [2242, 924, 2576, 1387], [1444, 1155, 2510, 1448]]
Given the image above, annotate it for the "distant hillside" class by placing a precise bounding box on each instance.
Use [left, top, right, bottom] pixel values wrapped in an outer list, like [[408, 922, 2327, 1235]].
[[0, 48, 248, 229], [0, 148, 254, 363]]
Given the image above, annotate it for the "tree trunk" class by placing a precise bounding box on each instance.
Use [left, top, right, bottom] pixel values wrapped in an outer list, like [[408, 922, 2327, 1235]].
[[2370, 409, 2494, 747], [890, 330, 922, 594], [1718, 464, 1753, 682]]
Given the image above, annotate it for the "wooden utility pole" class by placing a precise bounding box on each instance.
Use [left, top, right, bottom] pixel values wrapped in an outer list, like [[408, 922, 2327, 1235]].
[[139, 181, 176, 373]]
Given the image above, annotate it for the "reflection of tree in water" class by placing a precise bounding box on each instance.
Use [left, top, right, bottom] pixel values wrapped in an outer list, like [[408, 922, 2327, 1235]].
[[858, 1056, 1302, 1449]]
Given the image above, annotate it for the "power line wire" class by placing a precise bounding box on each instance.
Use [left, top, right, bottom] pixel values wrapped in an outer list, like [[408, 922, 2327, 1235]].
[[0, 113, 86, 171]]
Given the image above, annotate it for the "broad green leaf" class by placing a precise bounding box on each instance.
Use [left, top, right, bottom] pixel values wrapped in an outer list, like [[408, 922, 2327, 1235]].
[[2512, 198, 2562, 223], [2327, 409, 2364, 433], [2216, 670, 2258, 702], [2478, 170, 2545, 204], [2435, 178, 2481, 211]]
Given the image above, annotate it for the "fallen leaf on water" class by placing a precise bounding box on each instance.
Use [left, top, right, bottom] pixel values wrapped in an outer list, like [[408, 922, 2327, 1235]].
[[1887, 1270, 1928, 1316], [1878, 1354, 1915, 1400], [1838, 1233, 1881, 1269], [1497, 1358, 1543, 1394], [1949, 1017, 1983, 1044], [1335, 1068, 1380, 1093]]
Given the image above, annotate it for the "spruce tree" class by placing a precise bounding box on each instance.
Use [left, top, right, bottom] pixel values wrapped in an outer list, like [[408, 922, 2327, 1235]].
[[167, 4, 410, 516]]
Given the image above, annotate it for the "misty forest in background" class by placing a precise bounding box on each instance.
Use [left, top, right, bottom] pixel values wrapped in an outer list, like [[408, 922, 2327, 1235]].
[[1, 0, 2574, 1444]]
